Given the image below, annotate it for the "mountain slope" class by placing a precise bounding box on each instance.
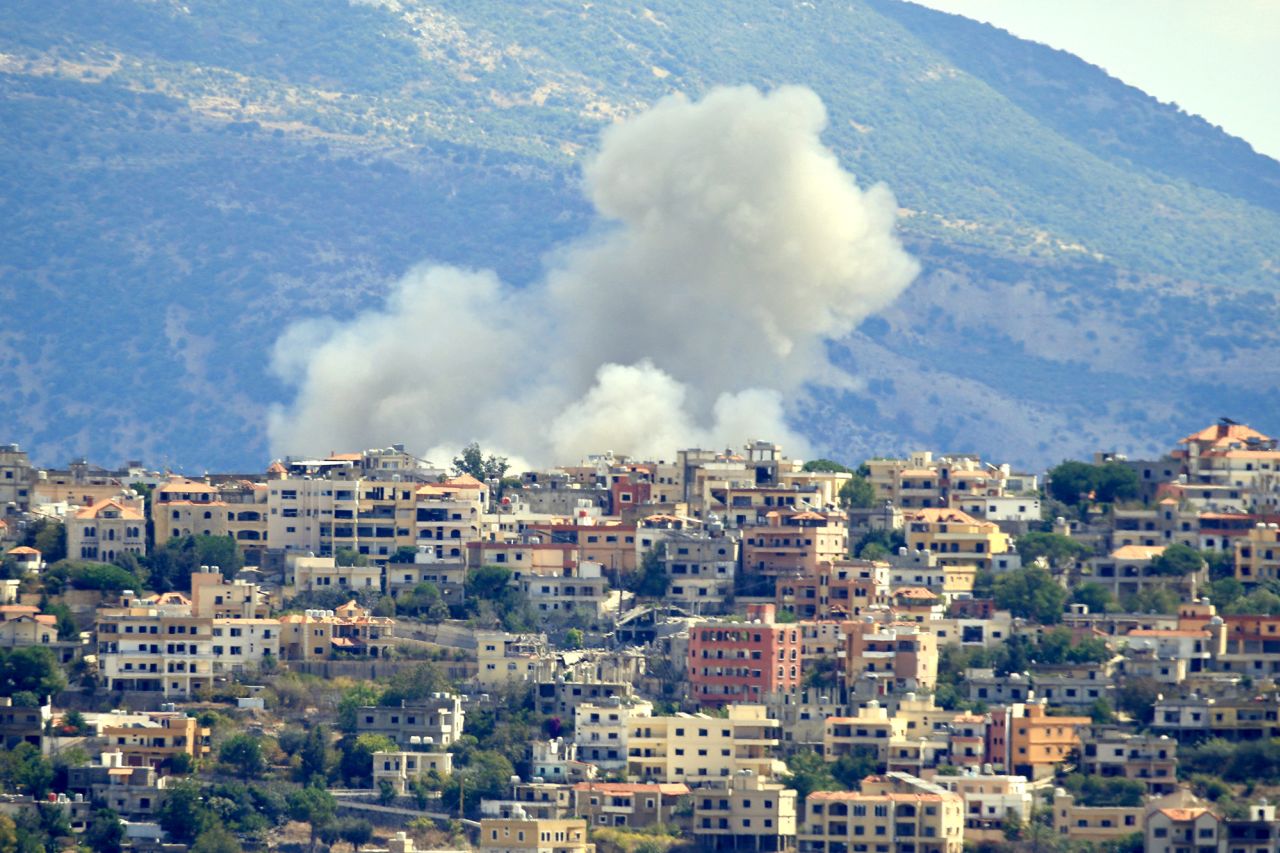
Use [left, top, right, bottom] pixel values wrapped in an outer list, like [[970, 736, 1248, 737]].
[[0, 0, 1277, 470]]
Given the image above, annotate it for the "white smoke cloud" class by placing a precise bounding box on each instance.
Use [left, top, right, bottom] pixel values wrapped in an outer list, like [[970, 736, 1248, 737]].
[[267, 85, 919, 465]]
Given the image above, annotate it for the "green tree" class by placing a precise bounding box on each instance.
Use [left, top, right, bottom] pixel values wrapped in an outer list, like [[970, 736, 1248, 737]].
[[0, 814, 15, 853], [440, 750, 515, 817], [335, 547, 370, 567], [1090, 698, 1116, 725], [564, 628, 584, 650], [1150, 543, 1204, 576], [1016, 532, 1089, 569], [0, 744, 53, 798], [831, 748, 880, 787], [1047, 461, 1098, 506], [1071, 582, 1116, 614], [802, 459, 851, 473], [993, 567, 1066, 624], [22, 519, 67, 564], [378, 779, 397, 805], [1115, 678, 1161, 724], [338, 687, 382, 733], [1123, 587, 1180, 614], [853, 529, 905, 560], [838, 474, 876, 509], [1093, 463, 1140, 503], [452, 442, 509, 483], [287, 785, 336, 853], [781, 749, 841, 800], [338, 733, 396, 787], [83, 807, 125, 853], [1224, 588, 1280, 616], [191, 825, 244, 853], [219, 733, 265, 779], [158, 780, 211, 844], [338, 818, 373, 850], [627, 544, 668, 598], [299, 725, 334, 782], [0, 646, 65, 699]]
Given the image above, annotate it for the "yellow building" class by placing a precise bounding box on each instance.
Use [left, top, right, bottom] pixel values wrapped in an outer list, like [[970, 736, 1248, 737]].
[[101, 712, 211, 770], [1236, 523, 1280, 584], [1051, 791, 1141, 843], [800, 783, 964, 853], [693, 772, 797, 852], [290, 554, 383, 595], [627, 705, 785, 784], [68, 497, 146, 562], [478, 817, 593, 853], [903, 509, 1010, 569], [476, 631, 548, 688], [277, 600, 394, 660]]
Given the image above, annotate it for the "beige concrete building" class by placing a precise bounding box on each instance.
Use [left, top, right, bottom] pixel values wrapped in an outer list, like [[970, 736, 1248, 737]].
[[627, 705, 785, 785], [478, 817, 593, 853], [68, 497, 146, 562], [903, 508, 1010, 570], [800, 779, 964, 853], [373, 749, 453, 794], [277, 600, 394, 660], [931, 772, 1031, 842], [101, 712, 211, 769], [1052, 791, 1142, 844], [693, 772, 797, 852], [290, 554, 383, 595]]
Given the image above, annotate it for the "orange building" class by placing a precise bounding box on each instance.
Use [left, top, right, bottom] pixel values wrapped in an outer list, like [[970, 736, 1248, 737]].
[[776, 559, 890, 620], [687, 604, 802, 708], [742, 510, 848, 580], [988, 702, 1090, 779]]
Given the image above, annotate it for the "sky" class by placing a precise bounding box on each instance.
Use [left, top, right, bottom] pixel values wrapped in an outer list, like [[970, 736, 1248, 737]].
[[910, 0, 1280, 161]]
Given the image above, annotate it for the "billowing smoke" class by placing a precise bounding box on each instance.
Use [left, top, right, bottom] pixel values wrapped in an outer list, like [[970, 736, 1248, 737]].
[[267, 85, 918, 465]]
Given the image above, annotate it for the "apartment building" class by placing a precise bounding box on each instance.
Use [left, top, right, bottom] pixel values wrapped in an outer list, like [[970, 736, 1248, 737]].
[[741, 511, 848, 581], [290, 554, 382, 595], [415, 476, 487, 559], [277, 600, 395, 660], [823, 701, 905, 764], [101, 713, 211, 770], [354, 695, 464, 748], [372, 749, 453, 794], [626, 705, 785, 784], [692, 772, 797, 852], [1087, 545, 1206, 603], [1078, 731, 1178, 795], [0, 604, 80, 663], [515, 561, 609, 616], [903, 509, 1010, 570], [1144, 805, 1222, 853], [153, 477, 268, 551], [574, 781, 689, 830], [68, 497, 146, 562], [987, 702, 1090, 779], [1236, 523, 1280, 584], [385, 552, 466, 605], [476, 631, 547, 687], [0, 443, 34, 514], [931, 771, 1030, 842], [799, 783, 964, 853], [843, 621, 938, 693], [537, 681, 633, 720], [1051, 791, 1142, 844], [687, 604, 802, 708], [96, 599, 215, 697], [478, 817, 593, 853], [575, 698, 653, 771], [662, 527, 739, 614], [777, 560, 890, 621]]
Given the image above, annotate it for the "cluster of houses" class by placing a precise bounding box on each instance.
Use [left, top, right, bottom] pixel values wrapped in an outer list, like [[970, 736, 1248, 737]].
[[4, 420, 1280, 850]]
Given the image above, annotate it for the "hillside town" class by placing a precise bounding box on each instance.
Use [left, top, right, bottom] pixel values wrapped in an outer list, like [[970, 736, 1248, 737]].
[[5, 420, 1280, 852]]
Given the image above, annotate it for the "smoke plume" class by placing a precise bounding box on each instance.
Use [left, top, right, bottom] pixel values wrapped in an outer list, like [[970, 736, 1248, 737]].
[[267, 85, 918, 464]]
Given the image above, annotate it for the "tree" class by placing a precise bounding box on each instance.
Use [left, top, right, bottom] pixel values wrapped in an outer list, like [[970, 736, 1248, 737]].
[[0, 814, 15, 853], [1047, 461, 1098, 506], [1115, 678, 1161, 724], [22, 519, 67, 564], [564, 628, 584, 650], [287, 785, 336, 852], [853, 529, 905, 560], [838, 475, 876, 509], [440, 750, 516, 817], [452, 442, 508, 483], [338, 818, 373, 850], [335, 547, 370, 567], [993, 568, 1066, 624], [802, 459, 851, 473], [147, 534, 244, 592], [1016, 532, 1089, 570], [1094, 463, 1140, 503], [378, 779, 397, 806], [627, 544, 668, 598], [0, 744, 53, 798], [1071, 583, 1116, 614], [158, 780, 211, 844], [191, 825, 244, 853], [219, 733, 265, 779], [1150, 543, 1204, 576], [782, 750, 842, 800], [831, 748, 880, 787], [1123, 587, 1180, 615], [83, 807, 125, 853], [299, 724, 334, 782], [1224, 588, 1280, 616], [338, 733, 396, 787]]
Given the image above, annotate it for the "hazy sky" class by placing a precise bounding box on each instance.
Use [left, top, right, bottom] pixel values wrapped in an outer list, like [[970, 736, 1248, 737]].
[[911, 0, 1280, 161]]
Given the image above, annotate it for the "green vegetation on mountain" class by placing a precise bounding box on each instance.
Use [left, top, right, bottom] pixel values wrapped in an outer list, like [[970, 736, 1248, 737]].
[[1, 0, 1278, 468]]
